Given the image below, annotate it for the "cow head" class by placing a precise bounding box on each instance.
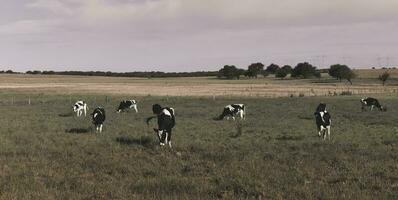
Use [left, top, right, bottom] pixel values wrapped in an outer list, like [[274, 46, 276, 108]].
[[152, 104, 162, 115], [153, 128, 167, 144], [380, 105, 387, 112]]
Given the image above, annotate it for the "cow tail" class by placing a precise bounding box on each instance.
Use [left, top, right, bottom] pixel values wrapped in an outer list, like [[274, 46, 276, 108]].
[[146, 116, 157, 125]]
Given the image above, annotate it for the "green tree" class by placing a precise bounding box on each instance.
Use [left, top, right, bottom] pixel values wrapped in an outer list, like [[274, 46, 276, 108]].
[[265, 63, 280, 74], [218, 65, 243, 79], [247, 62, 264, 78], [291, 62, 317, 79], [275, 68, 288, 79], [281, 65, 292, 74], [328, 64, 355, 84]]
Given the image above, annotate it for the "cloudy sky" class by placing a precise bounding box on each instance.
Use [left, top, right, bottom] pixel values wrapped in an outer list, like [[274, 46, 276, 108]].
[[0, 0, 397, 72]]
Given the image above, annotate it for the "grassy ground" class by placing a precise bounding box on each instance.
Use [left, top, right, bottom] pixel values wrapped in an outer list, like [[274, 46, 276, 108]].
[[0, 92, 397, 199]]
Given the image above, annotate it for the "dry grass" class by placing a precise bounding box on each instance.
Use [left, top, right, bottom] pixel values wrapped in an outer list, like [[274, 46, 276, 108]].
[[0, 71, 397, 97]]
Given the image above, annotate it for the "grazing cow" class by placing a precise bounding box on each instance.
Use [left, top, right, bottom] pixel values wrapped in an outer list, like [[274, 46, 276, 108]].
[[73, 101, 88, 117], [360, 97, 386, 111], [92, 107, 106, 133], [314, 103, 331, 140], [214, 104, 245, 120], [146, 104, 175, 148], [116, 100, 138, 113]]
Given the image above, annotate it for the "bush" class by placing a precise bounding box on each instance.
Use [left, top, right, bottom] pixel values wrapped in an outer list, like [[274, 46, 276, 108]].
[[379, 71, 390, 86]]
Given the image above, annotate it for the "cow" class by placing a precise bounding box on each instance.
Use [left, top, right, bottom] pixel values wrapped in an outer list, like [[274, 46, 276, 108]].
[[73, 101, 88, 117], [214, 104, 245, 120], [314, 103, 331, 140], [146, 104, 175, 148], [360, 97, 386, 111], [92, 107, 106, 133], [116, 100, 138, 113]]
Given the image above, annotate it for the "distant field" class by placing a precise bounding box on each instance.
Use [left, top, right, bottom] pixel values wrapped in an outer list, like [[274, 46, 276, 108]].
[[0, 93, 397, 199], [0, 69, 397, 97]]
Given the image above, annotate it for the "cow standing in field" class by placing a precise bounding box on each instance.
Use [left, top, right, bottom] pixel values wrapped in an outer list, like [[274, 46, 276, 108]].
[[73, 101, 88, 117], [360, 97, 386, 111], [214, 104, 245, 120], [116, 100, 138, 113], [92, 107, 106, 133], [146, 104, 175, 148], [314, 103, 331, 140]]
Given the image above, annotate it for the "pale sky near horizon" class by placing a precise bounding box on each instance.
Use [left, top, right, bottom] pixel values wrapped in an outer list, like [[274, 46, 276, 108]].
[[0, 0, 397, 72]]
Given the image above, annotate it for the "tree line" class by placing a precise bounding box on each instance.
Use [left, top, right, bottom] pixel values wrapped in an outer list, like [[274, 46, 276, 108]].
[[0, 64, 393, 85], [218, 62, 394, 85], [218, 62, 323, 80], [24, 70, 218, 78]]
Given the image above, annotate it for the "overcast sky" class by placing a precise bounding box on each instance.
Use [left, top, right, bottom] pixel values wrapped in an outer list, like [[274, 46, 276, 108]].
[[0, 0, 397, 72]]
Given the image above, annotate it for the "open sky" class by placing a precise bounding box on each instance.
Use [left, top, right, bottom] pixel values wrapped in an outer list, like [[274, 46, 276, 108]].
[[1, 0, 397, 72]]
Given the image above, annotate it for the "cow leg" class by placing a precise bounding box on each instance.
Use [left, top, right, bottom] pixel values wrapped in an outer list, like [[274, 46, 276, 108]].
[[167, 129, 172, 148], [232, 116, 235, 120], [371, 105, 374, 111], [133, 105, 138, 113], [158, 130, 165, 146], [99, 124, 103, 133], [327, 126, 331, 140]]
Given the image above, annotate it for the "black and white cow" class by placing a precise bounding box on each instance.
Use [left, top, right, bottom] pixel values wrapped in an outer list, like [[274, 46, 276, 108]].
[[116, 100, 138, 113], [92, 107, 106, 133], [73, 101, 88, 117], [214, 104, 245, 120], [314, 103, 331, 140], [360, 97, 386, 111], [146, 104, 175, 148]]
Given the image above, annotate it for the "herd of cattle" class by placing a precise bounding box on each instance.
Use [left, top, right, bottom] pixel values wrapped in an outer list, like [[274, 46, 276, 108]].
[[72, 97, 386, 147]]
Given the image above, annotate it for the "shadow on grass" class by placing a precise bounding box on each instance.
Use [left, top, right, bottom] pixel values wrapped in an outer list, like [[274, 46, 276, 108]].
[[65, 128, 91, 134], [116, 136, 155, 148], [59, 113, 73, 117]]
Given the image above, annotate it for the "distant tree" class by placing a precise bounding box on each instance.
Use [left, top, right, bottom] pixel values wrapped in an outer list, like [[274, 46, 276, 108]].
[[261, 70, 270, 77], [281, 65, 292, 74], [265, 63, 280, 74], [247, 62, 264, 78], [5, 70, 14, 74], [291, 62, 317, 79], [328, 64, 355, 84], [379, 71, 390, 86], [314, 70, 322, 79], [275, 68, 288, 79], [218, 65, 243, 79]]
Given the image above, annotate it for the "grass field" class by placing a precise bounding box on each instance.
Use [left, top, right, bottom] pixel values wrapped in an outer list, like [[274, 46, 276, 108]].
[[0, 92, 397, 199], [0, 69, 397, 98]]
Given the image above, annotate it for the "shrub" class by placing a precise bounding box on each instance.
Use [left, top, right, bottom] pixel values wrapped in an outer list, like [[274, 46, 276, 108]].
[[379, 71, 390, 86]]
